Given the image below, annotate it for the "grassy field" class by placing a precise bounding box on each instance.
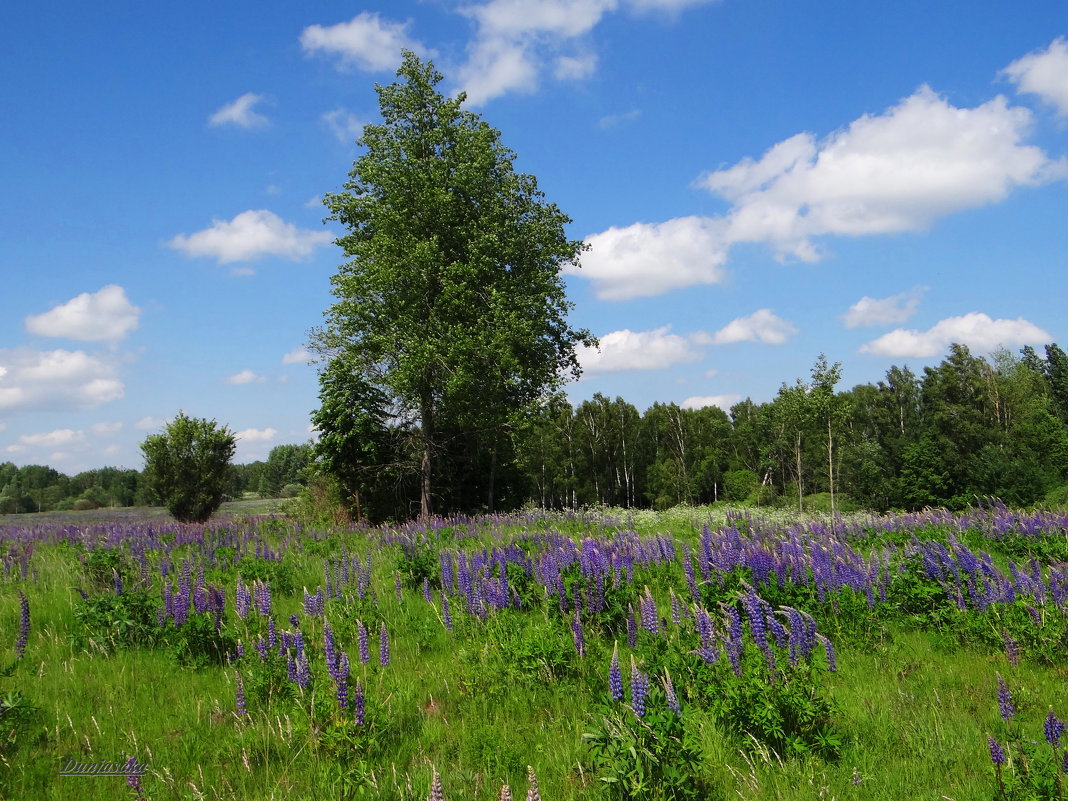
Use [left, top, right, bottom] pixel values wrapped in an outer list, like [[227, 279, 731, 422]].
[[1, 504, 1066, 800]]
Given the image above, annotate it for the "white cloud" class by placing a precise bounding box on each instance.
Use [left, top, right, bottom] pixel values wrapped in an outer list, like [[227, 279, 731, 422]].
[[697, 86, 1065, 260], [321, 108, 364, 144], [226, 369, 265, 385], [597, 108, 641, 129], [626, 0, 717, 10], [573, 216, 729, 300], [1002, 36, 1068, 116], [209, 93, 269, 129], [859, 312, 1051, 358], [577, 325, 701, 374], [0, 348, 123, 413], [167, 210, 334, 264], [282, 347, 311, 365], [135, 416, 165, 431], [841, 287, 925, 329], [19, 429, 85, 448], [24, 285, 140, 343], [680, 394, 741, 411], [236, 427, 278, 442], [90, 421, 123, 437], [554, 52, 597, 80], [693, 309, 798, 345], [300, 13, 423, 72], [456, 0, 615, 104]]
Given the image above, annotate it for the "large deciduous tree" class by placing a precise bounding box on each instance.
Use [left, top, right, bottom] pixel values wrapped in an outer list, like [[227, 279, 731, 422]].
[[313, 52, 592, 518]]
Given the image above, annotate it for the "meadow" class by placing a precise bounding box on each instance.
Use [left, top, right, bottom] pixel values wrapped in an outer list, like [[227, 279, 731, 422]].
[[1, 503, 1066, 800]]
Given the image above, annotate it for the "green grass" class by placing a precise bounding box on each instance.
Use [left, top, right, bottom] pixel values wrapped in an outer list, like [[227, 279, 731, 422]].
[[1, 506, 1065, 800]]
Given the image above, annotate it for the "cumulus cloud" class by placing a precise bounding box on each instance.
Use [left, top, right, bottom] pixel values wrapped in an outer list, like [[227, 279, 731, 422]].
[[577, 81, 1066, 300], [226, 369, 265, 385], [680, 394, 742, 411], [321, 108, 364, 144], [19, 428, 85, 448], [692, 309, 798, 345], [236, 427, 277, 442], [135, 416, 165, 431], [167, 210, 333, 264], [576, 325, 701, 374], [1002, 36, 1068, 116], [572, 216, 729, 301], [282, 347, 311, 365], [597, 108, 641, 129], [209, 93, 269, 128], [24, 285, 140, 343], [698, 86, 1065, 259], [841, 287, 925, 328], [0, 348, 123, 413], [859, 312, 1051, 358], [300, 13, 423, 72], [554, 52, 597, 79]]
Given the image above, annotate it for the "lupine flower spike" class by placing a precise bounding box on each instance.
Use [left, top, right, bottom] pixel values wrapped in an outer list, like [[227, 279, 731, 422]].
[[16, 590, 30, 659], [525, 766, 541, 801], [996, 675, 1015, 721], [609, 642, 624, 702], [427, 770, 445, 801], [1045, 711, 1065, 747], [235, 673, 247, 716], [499, 784, 513, 801]]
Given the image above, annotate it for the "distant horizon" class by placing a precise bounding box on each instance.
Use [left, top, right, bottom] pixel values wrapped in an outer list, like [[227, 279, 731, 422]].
[[3, 1, 1066, 473]]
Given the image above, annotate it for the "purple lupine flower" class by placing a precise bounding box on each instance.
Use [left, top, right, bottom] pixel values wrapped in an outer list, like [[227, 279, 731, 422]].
[[669, 589, 681, 627], [816, 633, 837, 672], [428, 770, 445, 801], [295, 652, 311, 689], [16, 591, 29, 659], [572, 609, 585, 658], [630, 655, 649, 718], [1045, 711, 1065, 747], [254, 580, 271, 617], [379, 621, 390, 667], [235, 579, 251, 620], [640, 587, 660, 635], [235, 673, 247, 715], [336, 651, 350, 711], [324, 621, 336, 668], [267, 617, 277, 649], [357, 620, 370, 664], [289, 614, 299, 628], [354, 679, 365, 726], [423, 578, 433, 604], [1062, 749, 1068, 775], [236, 639, 245, 660], [609, 642, 624, 702], [125, 756, 144, 796], [996, 675, 1015, 721], [1003, 631, 1020, 667], [663, 670, 680, 716], [442, 592, 453, 631], [988, 736, 1006, 765], [626, 604, 637, 648], [395, 573, 403, 602], [113, 568, 123, 595], [286, 651, 297, 683], [525, 766, 541, 801]]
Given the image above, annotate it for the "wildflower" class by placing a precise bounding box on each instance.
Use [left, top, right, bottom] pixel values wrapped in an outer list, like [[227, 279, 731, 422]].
[[379, 621, 391, 667], [630, 655, 649, 718], [357, 620, 370, 664], [125, 756, 144, 798], [442, 592, 453, 632], [572, 609, 585, 658], [295, 652, 311, 690], [499, 785, 513, 801], [996, 675, 1015, 721], [1002, 631, 1020, 667], [1045, 711, 1065, 748], [423, 577, 433, 604], [235, 673, 247, 716], [428, 770, 445, 801], [16, 591, 29, 659], [324, 621, 336, 668], [354, 680, 366, 726], [609, 642, 624, 702], [988, 736, 1006, 765], [626, 603, 637, 648], [525, 766, 541, 801], [816, 633, 837, 672], [663, 670, 680, 716]]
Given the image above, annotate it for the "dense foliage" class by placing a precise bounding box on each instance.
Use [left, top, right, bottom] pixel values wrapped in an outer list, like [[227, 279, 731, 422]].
[[312, 51, 593, 519], [140, 412, 237, 523]]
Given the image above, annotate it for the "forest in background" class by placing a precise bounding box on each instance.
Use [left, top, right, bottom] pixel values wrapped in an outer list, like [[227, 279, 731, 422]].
[[7, 341, 1068, 520]]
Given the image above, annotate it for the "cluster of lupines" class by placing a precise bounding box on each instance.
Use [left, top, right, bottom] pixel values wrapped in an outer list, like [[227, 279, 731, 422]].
[[987, 674, 1067, 793], [161, 561, 226, 629], [426, 765, 542, 801]]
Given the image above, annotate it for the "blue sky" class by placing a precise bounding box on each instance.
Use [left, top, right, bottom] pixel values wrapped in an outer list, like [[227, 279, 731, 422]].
[[2, 1, 1067, 472]]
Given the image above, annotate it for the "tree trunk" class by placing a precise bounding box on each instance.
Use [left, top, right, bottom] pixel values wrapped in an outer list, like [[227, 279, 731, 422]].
[[827, 417, 835, 532], [487, 443, 497, 512], [796, 430, 803, 513], [420, 394, 434, 518]]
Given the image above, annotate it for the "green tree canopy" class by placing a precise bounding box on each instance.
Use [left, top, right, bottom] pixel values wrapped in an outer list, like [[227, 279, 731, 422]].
[[313, 51, 592, 517], [140, 411, 236, 523]]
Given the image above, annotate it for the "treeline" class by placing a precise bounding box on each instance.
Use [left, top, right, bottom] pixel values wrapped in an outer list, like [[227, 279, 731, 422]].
[[0, 444, 312, 514], [324, 343, 1068, 520]]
